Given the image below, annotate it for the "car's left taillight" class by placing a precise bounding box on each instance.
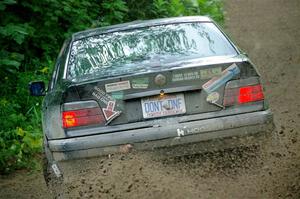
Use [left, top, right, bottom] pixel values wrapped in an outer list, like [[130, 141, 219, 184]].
[[62, 101, 105, 129]]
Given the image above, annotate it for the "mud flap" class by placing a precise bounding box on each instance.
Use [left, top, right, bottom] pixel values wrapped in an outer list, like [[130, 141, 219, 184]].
[[43, 156, 65, 198]]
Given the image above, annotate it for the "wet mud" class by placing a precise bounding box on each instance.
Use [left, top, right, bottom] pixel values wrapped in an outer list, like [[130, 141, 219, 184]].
[[1, 0, 299, 198]]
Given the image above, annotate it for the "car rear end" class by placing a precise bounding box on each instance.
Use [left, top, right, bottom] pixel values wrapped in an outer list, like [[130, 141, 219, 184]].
[[43, 16, 274, 163]]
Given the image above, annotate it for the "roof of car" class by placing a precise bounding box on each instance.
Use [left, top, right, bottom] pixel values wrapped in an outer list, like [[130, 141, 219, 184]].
[[72, 16, 212, 41]]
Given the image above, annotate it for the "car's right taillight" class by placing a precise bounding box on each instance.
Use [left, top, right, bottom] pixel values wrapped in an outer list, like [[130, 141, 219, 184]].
[[62, 101, 105, 129], [223, 84, 264, 106]]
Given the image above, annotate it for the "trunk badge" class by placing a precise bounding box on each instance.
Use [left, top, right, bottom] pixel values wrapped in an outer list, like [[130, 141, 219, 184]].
[[155, 74, 166, 86]]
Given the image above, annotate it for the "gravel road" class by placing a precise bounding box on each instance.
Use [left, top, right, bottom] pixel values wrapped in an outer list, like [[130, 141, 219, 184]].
[[1, 0, 299, 198]]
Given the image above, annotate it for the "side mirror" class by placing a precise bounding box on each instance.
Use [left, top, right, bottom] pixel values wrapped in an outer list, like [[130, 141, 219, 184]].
[[29, 81, 46, 96]]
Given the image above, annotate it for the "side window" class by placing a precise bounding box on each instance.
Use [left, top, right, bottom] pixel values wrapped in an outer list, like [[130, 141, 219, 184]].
[[48, 40, 69, 91]]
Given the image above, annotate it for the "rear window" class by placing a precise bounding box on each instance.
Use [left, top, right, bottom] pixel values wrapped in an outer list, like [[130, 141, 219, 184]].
[[67, 22, 237, 81]]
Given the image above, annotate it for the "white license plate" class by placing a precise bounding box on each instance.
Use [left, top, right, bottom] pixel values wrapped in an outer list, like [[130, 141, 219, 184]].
[[141, 94, 186, 119]]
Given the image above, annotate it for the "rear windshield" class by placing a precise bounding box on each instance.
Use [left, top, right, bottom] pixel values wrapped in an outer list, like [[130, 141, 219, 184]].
[[67, 22, 237, 81]]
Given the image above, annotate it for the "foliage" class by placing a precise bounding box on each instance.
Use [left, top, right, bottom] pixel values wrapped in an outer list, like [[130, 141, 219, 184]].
[[0, 0, 224, 173]]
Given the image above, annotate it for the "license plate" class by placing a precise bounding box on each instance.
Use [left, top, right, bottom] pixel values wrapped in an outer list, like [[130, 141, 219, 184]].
[[141, 94, 186, 119]]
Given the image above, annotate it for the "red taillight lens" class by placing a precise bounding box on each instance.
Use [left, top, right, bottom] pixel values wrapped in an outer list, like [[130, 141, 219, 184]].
[[62, 111, 77, 128], [238, 85, 264, 104], [62, 107, 105, 128], [223, 84, 264, 106]]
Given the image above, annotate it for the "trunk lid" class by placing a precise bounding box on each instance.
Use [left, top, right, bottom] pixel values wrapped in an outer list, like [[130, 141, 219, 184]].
[[63, 57, 259, 126]]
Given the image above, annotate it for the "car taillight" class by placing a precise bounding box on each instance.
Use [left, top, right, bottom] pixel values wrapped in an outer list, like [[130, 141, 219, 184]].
[[223, 84, 264, 106], [62, 101, 105, 128]]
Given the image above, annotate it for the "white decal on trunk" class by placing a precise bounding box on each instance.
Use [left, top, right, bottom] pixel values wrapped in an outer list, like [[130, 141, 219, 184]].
[[105, 80, 131, 93]]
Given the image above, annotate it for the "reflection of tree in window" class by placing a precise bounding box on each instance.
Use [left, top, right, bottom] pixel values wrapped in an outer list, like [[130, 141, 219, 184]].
[[191, 23, 216, 54], [67, 22, 237, 80]]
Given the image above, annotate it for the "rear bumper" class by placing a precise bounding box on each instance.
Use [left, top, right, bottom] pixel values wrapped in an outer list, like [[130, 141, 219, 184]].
[[48, 109, 274, 161]]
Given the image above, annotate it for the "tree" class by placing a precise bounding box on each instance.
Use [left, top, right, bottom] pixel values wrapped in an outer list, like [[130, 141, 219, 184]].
[[0, 0, 224, 173]]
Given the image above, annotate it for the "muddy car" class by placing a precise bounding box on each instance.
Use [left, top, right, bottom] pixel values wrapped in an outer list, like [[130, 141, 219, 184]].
[[30, 16, 273, 178]]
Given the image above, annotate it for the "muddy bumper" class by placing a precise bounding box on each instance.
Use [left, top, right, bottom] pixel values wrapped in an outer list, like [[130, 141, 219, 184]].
[[47, 110, 274, 161]]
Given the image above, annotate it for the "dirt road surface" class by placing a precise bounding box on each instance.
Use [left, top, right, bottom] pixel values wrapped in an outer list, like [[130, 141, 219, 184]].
[[1, 0, 299, 198]]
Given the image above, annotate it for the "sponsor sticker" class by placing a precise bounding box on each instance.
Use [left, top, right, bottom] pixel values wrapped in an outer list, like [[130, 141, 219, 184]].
[[172, 67, 223, 82], [172, 71, 200, 82], [200, 67, 222, 79], [132, 78, 149, 89], [92, 86, 114, 105], [92, 87, 122, 123], [111, 91, 124, 100], [202, 63, 240, 93], [105, 80, 131, 93], [102, 101, 120, 121], [205, 91, 224, 108], [206, 92, 220, 103]]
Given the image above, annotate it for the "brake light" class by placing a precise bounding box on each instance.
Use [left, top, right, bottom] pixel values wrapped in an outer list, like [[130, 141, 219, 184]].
[[63, 111, 76, 128], [62, 101, 105, 128], [238, 85, 264, 104], [223, 84, 264, 106]]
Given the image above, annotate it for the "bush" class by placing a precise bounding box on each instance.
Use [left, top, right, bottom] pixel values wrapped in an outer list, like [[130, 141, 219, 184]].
[[0, 0, 224, 173]]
